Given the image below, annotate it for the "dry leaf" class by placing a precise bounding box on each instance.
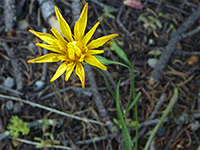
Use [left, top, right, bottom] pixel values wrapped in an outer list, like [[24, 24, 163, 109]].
[[187, 55, 199, 65], [124, 0, 144, 9]]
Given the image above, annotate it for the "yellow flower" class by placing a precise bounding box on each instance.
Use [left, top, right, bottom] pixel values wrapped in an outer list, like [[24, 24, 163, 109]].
[[28, 3, 118, 88]]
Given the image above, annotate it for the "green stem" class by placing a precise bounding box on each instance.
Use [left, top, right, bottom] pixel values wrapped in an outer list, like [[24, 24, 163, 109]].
[[128, 64, 135, 104], [134, 103, 139, 150], [144, 88, 178, 150]]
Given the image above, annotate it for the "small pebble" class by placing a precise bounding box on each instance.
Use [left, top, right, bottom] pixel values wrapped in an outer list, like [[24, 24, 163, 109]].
[[17, 20, 29, 30], [147, 58, 158, 68], [3, 77, 15, 88], [34, 80, 45, 91], [6, 101, 14, 111], [149, 39, 154, 45], [188, 121, 200, 131]]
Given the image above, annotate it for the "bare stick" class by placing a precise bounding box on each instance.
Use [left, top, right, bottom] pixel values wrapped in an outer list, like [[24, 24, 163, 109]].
[[4, 0, 15, 32], [76, 135, 109, 145], [12, 138, 72, 150], [85, 66, 117, 136], [0, 85, 23, 96], [164, 125, 182, 150], [90, 0, 118, 12], [0, 94, 105, 125], [151, 6, 200, 83], [198, 88, 200, 111], [117, 5, 134, 40], [1, 42, 24, 91], [149, 93, 167, 120], [85, 66, 108, 117], [132, 93, 167, 142], [41, 28, 48, 82], [144, 88, 178, 150], [38, 0, 60, 32], [72, 0, 80, 23], [181, 25, 200, 38]]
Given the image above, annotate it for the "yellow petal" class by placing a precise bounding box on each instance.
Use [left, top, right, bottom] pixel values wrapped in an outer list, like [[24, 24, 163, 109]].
[[85, 55, 107, 70], [82, 22, 100, 45], [35, 43, 64, 54], [27, 53, 62, 63], [51, 28, 68, 51], [75, 62, 85, 88], [65, 62, 76, 81], [54, 6, 73, 42], [74, 3, 88, 41], [85, 50, 104, 55], [50, 62, 68, 82], [51, 27, 68, 45], [29, 29, 56, 45], [87, 34, 119, 49]]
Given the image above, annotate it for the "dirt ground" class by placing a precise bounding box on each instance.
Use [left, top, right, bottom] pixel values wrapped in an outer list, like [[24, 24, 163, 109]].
[[0, 0, 200, 150]]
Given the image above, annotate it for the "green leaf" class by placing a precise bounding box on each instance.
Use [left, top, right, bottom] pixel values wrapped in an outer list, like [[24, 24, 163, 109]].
[[110, 40, 130, 64], [147, 16, 156, 22], [158, 12, 163, 17], [7, 116, 30, 138], [148, 49, 162, 56], [95, 55, 128, 68], [169, 24, 176, 32], [107, 13, 115, 19], [97, 68, 115, 97], [139, 16, 148, 23], [155, 20, 162, 28], [149, 23, 157, 30], [116, 81, 133, 150], [125, 92, 142, 116], [130, 121, 139, 128], [113, 118, 121, 128]]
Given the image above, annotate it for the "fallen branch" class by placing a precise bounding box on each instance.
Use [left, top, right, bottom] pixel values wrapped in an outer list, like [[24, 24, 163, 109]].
[[0, 94, 105, 125], [1, 42, 24, 91], [72, 0, 80, 23], [12, 138, 72, 150], [151, 6, 200, 83], [4, 0, 15, 33], [116, 5, 134, 40], [85, 66, 108, 118], [132, 93, 167, 142]]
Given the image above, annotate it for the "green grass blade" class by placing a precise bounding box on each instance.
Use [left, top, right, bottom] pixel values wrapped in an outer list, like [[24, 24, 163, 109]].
[[125, 92, 142, 116], [97, 69, 115, 97], [116, 81, 133, 150], [134, 102, 139, 150], [128, 65, 135, 103], [144, 88, 178, 150]]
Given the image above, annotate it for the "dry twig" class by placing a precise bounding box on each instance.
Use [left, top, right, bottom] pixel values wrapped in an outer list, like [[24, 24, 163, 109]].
[[133, 93, 167, 142], [1, 42, 24, 91], [85, 66, 108, 118], [4, 0, 15, 32], [116, 5, 134, 40], [151, 6, 200, 83], [164, 125, 182, 150], [72, 0, 80, 23], [0, 93, 105, 125]]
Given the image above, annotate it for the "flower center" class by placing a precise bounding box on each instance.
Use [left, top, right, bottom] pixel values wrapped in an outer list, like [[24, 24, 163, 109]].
[[67, 41, 82, 60]]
